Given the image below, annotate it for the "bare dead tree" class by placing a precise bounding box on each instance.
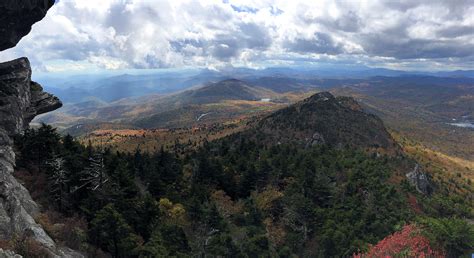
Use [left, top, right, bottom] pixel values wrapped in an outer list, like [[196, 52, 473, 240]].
[[72, 150, 109, 193], [47, 155, 69, 211]]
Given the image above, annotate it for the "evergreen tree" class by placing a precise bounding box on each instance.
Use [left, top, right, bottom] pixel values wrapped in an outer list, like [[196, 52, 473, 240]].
[[89, 204, 141, 258], [16, 123, 61, 172], [139, 230, 169, 257]]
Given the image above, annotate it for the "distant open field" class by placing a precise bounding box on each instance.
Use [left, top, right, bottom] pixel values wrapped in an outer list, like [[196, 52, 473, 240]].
[[79, 118, 252, 153]]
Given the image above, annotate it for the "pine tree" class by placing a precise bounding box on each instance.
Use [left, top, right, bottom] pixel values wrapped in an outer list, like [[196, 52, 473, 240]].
[[89, 204, 141, 258], [16, 124, 61, 172], [140, 230, 169, 257]]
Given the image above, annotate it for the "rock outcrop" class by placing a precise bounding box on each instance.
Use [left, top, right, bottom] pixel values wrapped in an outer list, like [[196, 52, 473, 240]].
[[0, 1, 83, 257], [406, 164, 434, 195], [0, 57, 62, 253], [0, 58, 62, 135], [0, 0, 55, 51], [0, 249, 21, 258]]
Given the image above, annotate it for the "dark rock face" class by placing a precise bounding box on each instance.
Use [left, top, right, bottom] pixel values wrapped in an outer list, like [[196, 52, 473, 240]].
[[0, 0, 55, 51], [255, 92, 401, 154]]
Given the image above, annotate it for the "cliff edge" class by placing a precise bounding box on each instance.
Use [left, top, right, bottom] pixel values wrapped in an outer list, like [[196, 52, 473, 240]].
[[0, 1, 82, 257]]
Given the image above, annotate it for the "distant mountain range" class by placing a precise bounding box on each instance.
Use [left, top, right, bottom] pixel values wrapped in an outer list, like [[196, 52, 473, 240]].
[[35, 66, 474, 105], [35, 79, 286, 131], [39, 71, 226, 103], [34, 75, 474, 132]]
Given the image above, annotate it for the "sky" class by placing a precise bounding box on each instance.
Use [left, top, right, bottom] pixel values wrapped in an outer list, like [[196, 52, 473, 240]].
[[1, 0, 473, 74]]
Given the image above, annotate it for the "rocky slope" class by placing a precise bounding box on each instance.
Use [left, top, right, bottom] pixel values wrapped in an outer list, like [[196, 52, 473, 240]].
[[0, 1, 83, 257]]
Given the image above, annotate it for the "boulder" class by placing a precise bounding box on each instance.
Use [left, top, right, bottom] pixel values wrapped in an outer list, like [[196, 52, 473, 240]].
[[0, 249, 21, 258]]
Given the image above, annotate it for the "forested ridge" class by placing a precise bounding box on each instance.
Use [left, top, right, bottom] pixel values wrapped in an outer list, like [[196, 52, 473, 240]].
[[10, 123, 473, 257]]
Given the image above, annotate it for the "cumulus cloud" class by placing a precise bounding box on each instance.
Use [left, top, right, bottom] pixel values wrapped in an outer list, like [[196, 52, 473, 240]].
[[284, 32, 344, 55], [0, 0, 472, 71]]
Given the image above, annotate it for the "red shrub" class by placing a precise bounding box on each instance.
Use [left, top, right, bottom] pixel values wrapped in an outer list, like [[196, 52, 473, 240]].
[[354, 224, 445, 257]]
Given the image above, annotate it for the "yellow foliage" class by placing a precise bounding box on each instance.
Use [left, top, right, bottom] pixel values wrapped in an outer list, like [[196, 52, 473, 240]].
[[170, 204, 186, 219], [252, 187, 283, 212], [211, 190, 243, 218], [159, 198, 173, 210], [159, 198, 186, 225]]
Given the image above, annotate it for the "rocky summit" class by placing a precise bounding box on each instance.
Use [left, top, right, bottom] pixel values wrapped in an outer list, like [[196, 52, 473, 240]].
[[253, 92, 401, 154]]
